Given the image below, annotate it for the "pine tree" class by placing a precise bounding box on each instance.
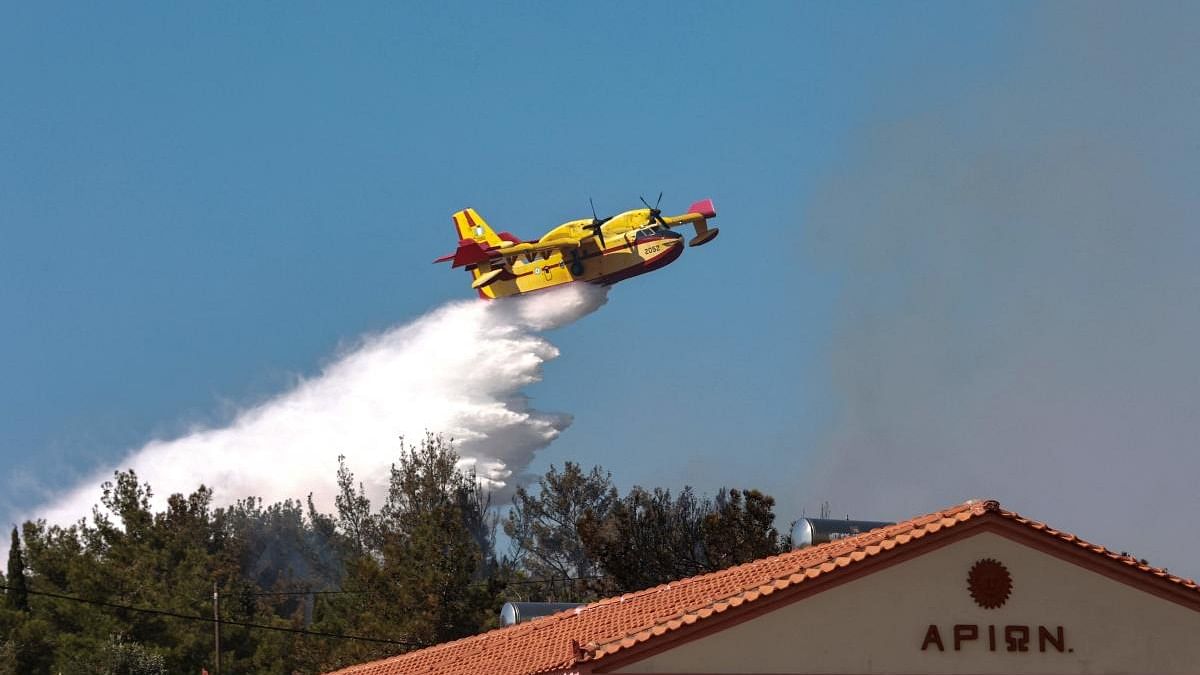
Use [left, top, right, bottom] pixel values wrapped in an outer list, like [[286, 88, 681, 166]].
[[504, 462, 617, 601], [578, 486, 710, 591], [4, 527, 29, 612], [321, 434, 503, 667], [377, 434, 499, 645], [579, 485, 786, 592], [700, 488, 783, 568]]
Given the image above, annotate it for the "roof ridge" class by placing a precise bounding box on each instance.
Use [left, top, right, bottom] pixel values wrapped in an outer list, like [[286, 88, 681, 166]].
[[587, 498, 983, 609], [582, 499, 987, 659], [322, 606, 588, 675], [991, 505, 1199, 590]]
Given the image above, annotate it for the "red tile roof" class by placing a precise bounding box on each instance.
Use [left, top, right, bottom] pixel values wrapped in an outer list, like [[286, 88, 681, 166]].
[[325, 499, 1200, 675]]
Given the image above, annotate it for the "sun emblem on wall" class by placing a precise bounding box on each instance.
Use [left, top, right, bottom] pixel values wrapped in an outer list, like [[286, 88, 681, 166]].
[[967, 558, 1012, 609]]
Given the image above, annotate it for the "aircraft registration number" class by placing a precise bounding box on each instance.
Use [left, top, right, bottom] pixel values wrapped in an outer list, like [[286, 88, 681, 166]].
[[641, 244, 663, 256]]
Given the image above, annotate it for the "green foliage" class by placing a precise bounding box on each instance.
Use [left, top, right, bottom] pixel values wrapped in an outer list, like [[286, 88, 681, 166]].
[[320, 435, 501, 661], [578, 486, 709, 591], [503, 463, 786, 595], [0, 615, 55, 675], [503, 462, 617, 601], [88, 634, 166, 675], [4, 467, 346, 674], [701, 488, 783, 569], [1, 442, 787, 672], [579, 484, 786, 593], [5, 528, 29, 613]]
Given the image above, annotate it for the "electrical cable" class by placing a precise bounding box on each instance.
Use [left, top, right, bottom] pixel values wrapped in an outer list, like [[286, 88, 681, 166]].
[[0, 584, 423, 647], [247, 574, 606, 596]]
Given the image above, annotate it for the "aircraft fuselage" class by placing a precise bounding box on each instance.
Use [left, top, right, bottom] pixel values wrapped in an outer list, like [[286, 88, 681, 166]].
[[437, 200, 717, 299], [475, 212, 685, 299]]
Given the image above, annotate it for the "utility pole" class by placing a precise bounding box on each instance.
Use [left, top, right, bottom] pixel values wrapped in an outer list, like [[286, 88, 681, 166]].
[[213, 580, 221, 675]]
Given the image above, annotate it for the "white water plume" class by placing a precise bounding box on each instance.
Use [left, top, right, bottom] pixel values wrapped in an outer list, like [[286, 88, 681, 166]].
[[35, 283, 609, 526]]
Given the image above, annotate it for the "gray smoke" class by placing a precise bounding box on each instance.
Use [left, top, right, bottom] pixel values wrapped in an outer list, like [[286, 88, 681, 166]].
[[802, 3, 1200, 575]]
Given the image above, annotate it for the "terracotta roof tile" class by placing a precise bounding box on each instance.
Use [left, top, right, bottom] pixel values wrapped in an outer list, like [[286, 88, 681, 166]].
[[325, 498, 1199, 675]]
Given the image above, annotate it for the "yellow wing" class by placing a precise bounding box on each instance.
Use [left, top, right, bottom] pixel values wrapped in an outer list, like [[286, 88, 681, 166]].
[[494, 239, 580, 256], [470, 238, 586, 289]]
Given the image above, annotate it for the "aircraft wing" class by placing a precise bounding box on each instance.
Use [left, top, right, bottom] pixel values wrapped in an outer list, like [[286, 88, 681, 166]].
[[434, 237, 581, 268], [498, 239, 580, 256]]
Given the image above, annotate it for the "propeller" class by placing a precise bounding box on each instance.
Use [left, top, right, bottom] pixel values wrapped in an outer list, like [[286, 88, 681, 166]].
[[640, 192, 667, 228], [584, 197, 611, 248]]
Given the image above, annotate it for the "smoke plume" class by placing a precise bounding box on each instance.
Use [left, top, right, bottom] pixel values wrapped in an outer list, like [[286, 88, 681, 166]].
[[35, 283, 609, 526], [802, 3, 1200, 574]]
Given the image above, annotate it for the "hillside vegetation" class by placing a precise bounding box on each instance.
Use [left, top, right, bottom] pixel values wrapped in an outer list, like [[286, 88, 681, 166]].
[[1, 435, 786, 674]]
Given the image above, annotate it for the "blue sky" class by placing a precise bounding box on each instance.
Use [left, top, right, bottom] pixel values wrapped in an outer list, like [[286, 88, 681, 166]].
[[6, 4, 1197, 572]]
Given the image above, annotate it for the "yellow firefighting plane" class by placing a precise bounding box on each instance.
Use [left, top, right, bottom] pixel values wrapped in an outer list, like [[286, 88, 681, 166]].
[[434, 195, 718, 299]]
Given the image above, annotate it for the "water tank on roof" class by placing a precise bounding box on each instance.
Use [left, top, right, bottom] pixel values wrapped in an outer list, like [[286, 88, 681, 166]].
[[790, 518, 894, 550], [500, 602, 585, 627]]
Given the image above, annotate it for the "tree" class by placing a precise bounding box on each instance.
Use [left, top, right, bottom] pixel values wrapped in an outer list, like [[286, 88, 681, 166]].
[[89, 634, 166, 675], [376, 435, 499, 644], [4, 528, 28, 613], [578, 486, 709, 592], [334, 455, 377, 556], [700, 489, 783, 569], [579, 485, 786, 593], [0, 443, 793, 671], [0, 616, 54, 675], [504, 462, 616, 601], [318, 434, 502, 669]]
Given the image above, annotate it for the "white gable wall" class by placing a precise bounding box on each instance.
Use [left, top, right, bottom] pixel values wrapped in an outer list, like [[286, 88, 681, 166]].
[[609, 531, 1200, 674]]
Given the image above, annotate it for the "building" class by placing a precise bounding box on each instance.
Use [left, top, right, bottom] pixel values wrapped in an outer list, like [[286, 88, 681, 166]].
[[327, 499, 1200, 675]]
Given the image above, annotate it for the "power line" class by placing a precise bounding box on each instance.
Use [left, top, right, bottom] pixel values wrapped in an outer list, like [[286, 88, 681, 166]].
[[249, 588, 372, 597], [246, 574, 607, 596], [506, 574, 606, 586], [0, 584, 423, 647]]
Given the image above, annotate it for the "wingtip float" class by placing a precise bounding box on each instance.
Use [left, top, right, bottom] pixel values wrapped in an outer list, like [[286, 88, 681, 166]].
[[434, 196, 719, 299]]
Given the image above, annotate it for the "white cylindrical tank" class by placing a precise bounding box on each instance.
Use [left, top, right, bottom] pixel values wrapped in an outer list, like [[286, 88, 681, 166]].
[[790, 518, 894, 549], [499, 602, 585, 627]]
